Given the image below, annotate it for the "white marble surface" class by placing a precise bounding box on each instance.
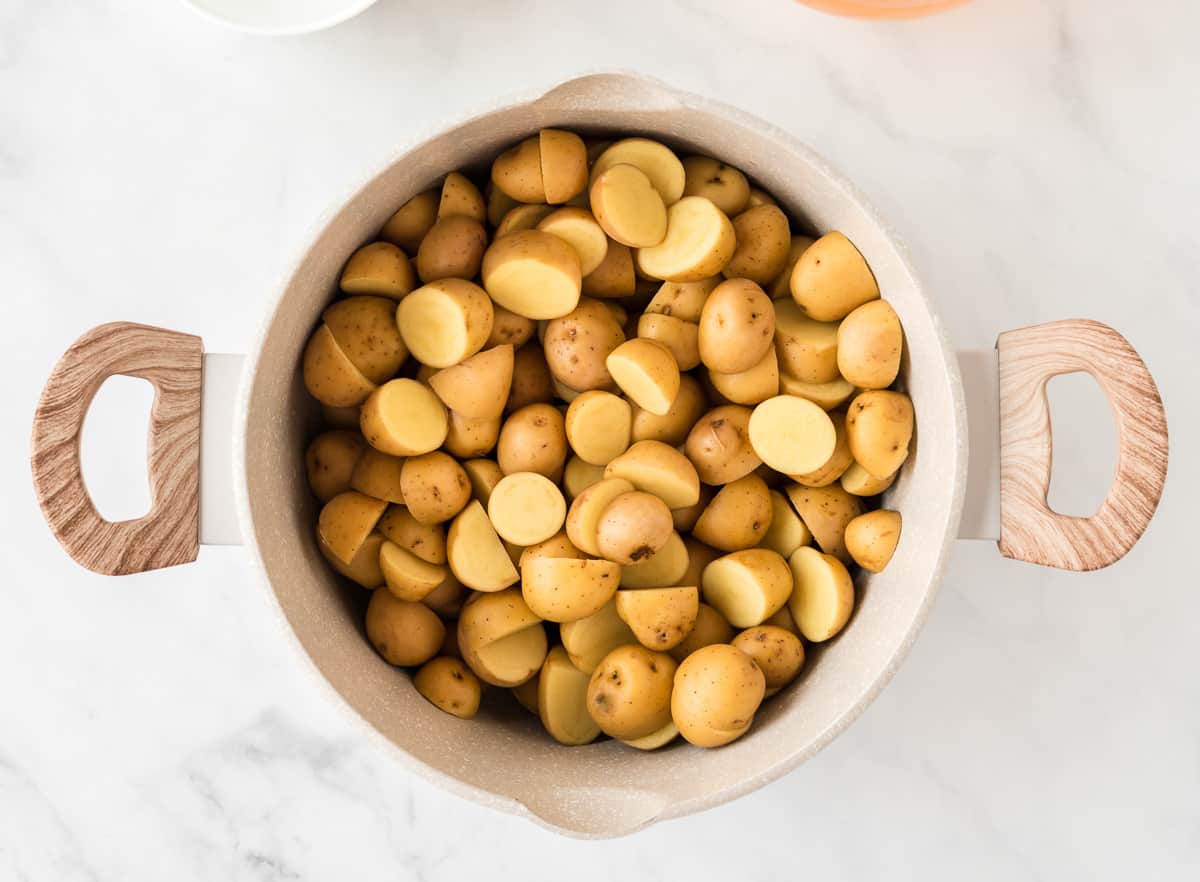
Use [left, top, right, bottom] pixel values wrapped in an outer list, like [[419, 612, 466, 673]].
[[2, 0, 1197, 877]]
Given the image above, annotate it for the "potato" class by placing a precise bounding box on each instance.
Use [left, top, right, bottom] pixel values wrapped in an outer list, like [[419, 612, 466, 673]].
[[461, 458, 504, 505], [732, 625, 804, 694], [685, 405, 761, 485], [559, 599, 636, 673], [787, 546, 854, 642], [621, 531, 688, 589], [519, 530, 585, 566], [422, 572, 468, 619], [482, 230, 582, 320], [317, 490, 387, 565], [747, 395, 837, 476], [496, 403, 567, 481], [844, 509, 902, 573], [486, 179, 520, 228], [506, 344, 555, 413], [770, 235, 816, 300], [671, 643, 764, 747], [537, 646, 601, 745], [319, 530, 385, 589], [321, 403, 361, 429], [840, 460, 897, 497], [537, 207, 608, 275], [349, 448, 406, 503], [564, 391, 632, 466], [397, 279, 493, 369], [759, 489, 812, 558], [582, 239, 636, 299], [458, 589, 547, 687], [763, 603, 799, 636], [790, 231, 879, 321], [378, 505, 446, 564], [522, 556, 620, 623], [414, 656, 482, 719], [414, 215, 488, 283], [491, 135, 545, 202], [595, 490, 674, 565], [616, 586, 699, 652], [366, 589, 445, 667], [543, 299, 626, 392], [606, 338, 680, 416], [645, 277, 719, 322], [747, 188, 778, 209], [590, 163, 668, 248], [708, 346, 779, 405], [845, 390, 914, 479], [379, 539, 449, 601], [398, 452, 470, 524], [512, 674, 540, 714], [636, 196, 736, 282], [340, 242, 417, 300], [680, 536, 722, 588], [622, 720, 680, 750], [837, 300, 902, 390], [785, 483, 864, 563], [636, 313, 700, 371], [438, 171, 485, 223], [443, 411, 500, 458], [778, 372, 856, 411], [789, 411, 852, 487], [303, 324, 376, 407], [697, 279, 776, 374], [496, 203, 555, 237], [321, 295, 409, 385], [565, 477, 635, 556], [723, 205, 790, 285], [427, 345, 514, 420], [380, 189, 439, 254], [587, 644, 677, 740], [447, 500, 520, 591], [591, 138, 686, 205], [488, 472, 567, 546], [604, 440, 700, 509], [670, 483, 712, 533], [539, 129, 588, 204], [774, 299, 840, 383], [668, 602, 733, 662], [306, 430, 366, 502], [681, 156, 750, 216], [630, 373, 707, 447], [692, 473, 773, 551], [702, 548, 792, 628], [486, 304, 537, 350]]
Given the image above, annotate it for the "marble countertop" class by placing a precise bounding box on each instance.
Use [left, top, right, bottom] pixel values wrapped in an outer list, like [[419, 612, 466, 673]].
[[2, 0, 1197, 878]]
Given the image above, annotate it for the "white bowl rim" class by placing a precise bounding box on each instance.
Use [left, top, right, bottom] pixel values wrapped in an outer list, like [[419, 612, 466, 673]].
[[179, 0, 380, 36]]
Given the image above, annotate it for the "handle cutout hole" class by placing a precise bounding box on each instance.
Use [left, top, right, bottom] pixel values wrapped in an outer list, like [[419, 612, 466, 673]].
[[1046, 371, 1117, 518], [81, 375, 154, 522]]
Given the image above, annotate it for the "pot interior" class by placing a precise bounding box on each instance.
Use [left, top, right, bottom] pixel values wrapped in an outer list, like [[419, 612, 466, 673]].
[[239, 74, 966, 836]]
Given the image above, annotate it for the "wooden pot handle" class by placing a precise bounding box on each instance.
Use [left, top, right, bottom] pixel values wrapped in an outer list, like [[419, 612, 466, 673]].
[[997, 319, 1167, 571], [31, 322, 203, 575]]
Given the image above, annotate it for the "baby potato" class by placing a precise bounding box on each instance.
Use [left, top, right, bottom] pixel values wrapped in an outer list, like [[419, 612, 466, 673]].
[[606, 338, 680, 416], [539, 129, 589, 204], [497, 403, 567, 481], [414, 656, 482, 720], [671, 643, 764, 747], [415, 215, 488, 284], [320, 530, 385, 589], [680, 536, 722, 595], [317, 490, 387, 565], [604, 440, 701, 509], [668, 602, 734, 663], [461, 458, 504, 505], [482, 230, 582, 320], [778, 372, 857, 411], [321, 295, 409, 385], [349, 448, 407, 503], [790, 231, 879, 322], [636, 196, 736, 283], [537, 207, 609, 275], [487, 303, 537, 349], [645, 277, 719, 322], [622, 720, 680, 751], [399, 452, 470, 524], [748, 395, 838, 476], [630, 373, 707, 447], [616, 586, 699, 652], [378, 505, 446, 564], [708, 346, 779, 406], [538, 646, 601, 745], [787, 546, 855, 642], [303, 325, 376, 408], [397, 279, 493, 369], [565, 391, 632, 465], [380, 539, 450, 601], [691, 473, 773, 551], [587, 644, 677, 740], [512, 673, 540, 715], [732, 626, 804, 695], [446, 500, 520, 592], [636, 313, 700, 371], [670, 483, 712, 534], [591, 163, 668, 248], [774, 299, 840, 384], [845, 390, 914, 479], [837, 300, 902, 390], [698, 279, 775, 374], [422, 572, 468, 619], [747, 188, 778, 209], [701, 548, 793, 628], [380, 189, 439, 254], [443, 411, 500, 459], [366, 589, 445, 667], [723, 204, 791, 285], [685, 405, 762, 485], [758, 489, 812, 558], [844, 509, 902, 573], [840, 460, 898, 497], [562, 456, 606, 500], [486, 179, 520, 228], [306, 430, 366, 502], [488, 471, 567, 547], [506, 344, 555, 413], [621, 531, 689, 589], [458, 590, 548, 687], [522, 556, 620, 623], [428, 345, 514, 420], [560, 598, 637, 673], [491, 135, 545, 203], [543, 298, 626, 392], [340, 242, 417, 300], [591, 138, 686, 205], [496, 203, 556, 237], [321, 403, 361, 429], [769, 235, 816, 300], [595, 490, 674, 565], [681, 156, 750, 216], [785, 483, 864, 564], [437, 171, 485, 223], [788, 411, 852, 487], [582, 239, 637, 299], [565, 477, 635, 556], [519, 530, 586, 566]]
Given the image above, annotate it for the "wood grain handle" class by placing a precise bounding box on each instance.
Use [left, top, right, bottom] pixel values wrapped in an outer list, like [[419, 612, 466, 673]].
[[997, 319, 1167, 571], [31, 322, 202, 575]]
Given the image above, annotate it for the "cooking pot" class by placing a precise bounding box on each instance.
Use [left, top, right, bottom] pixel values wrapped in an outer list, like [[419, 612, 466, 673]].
[[29, 73, 1168, 838]]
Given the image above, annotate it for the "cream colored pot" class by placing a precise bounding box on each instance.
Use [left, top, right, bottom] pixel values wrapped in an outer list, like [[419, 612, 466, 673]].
[[30, 74, 1168, 838]]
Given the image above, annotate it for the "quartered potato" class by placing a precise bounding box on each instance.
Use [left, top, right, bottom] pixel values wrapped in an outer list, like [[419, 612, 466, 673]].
[[591, 138, 686, 205], [630, 374, 707, 447], [537, 207, 609, 275], [378, 505, 446, 564], [366, 589, 445, 667], [787, 546, 855, 642], [340, 242, 417, 299], [416, 215, 488, 283], [322, 295, 409, 385], [837, 300, 903, 390], [302, 324, 377, 408], [437, 171, 485, 223], [685, 405, 761, 485], [461, 458, 505, 506], [349, 448, 406, 503], [636, 313, 700, 371], [380, 189, 439, 254], [636, 196, 736, 283], [621, 530, 689, 589], [482, 230, 582, 320], [306, 430, 366, 502], [758, 489, 812, 558], [774, 299, 840, 384], [680, 156, 750, 216], [732, 626, 804, 696], [845, 390, 914, 480], [604, 440, 700, 509], [317, 490, 387, 565], [559, 599, 637, 673], [701, 548, 793, 628], [844, 509, 902, 573], [397, 279, 494, 369], [691, 473, 773, 551], [587, 644, 677, 740], [591, 163, 668, 248], [428, 345, 514, 420], [538, 646, 601, 745], [522, 556, 620, 623], [671, 643, 764, 747], [319, 530, 385, 589], [790, 231, 880, 322], [447, 500, 520, 592], [380, 539, 449, 601], [415, 656, 482, 720], [606, 338, 680, 416], [785, 483, 864, 564], [724, 204, 791, 285], [458, 588, 548, 687], [616, 585, 699, 651]]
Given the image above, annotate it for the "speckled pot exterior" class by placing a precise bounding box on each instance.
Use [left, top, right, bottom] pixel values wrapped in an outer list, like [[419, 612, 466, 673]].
[[233, 73, 968, 838]]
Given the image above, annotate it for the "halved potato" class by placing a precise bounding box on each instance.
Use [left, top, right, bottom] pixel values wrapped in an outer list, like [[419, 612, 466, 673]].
[[840, 460, 898, 496], [461, 458, 504, 505], [317, 491, 387, 565], [518, 530, 585, 566], [487, 471, 567, 547], [512, 674, 540, 715], [681, 156, 750, 216], [616, 586, 699, 651], [668, 602, 733, 662], [487, 303, 537, 349], [349, 448, 406, 503], [563, 456, 606, 500], [380, 189, 439, 254], [837, 300, 902, 390], [458, 590, 547, 687], [446, 500, 520, 591], [787, 410, 853, 488], [564, 390, 632, 465], [680, 536, 721, 589], [691, 473, 773, 551], [732, 625, 804, 695], [482, 230, 582, 320], [399, 452, 471, 525], [845, 390, 914, 479], [506, 344, 555, 413], [630, 374, 707, 447], [559, 598, 637, 673], [758, 489, 812, 558], [606, 338, 680, 416], [302, 324, 376, 407], [787, 545, 855, 642], [774, 299, 840, 384], [636, 196, 736, 282], [708, 346, 779, 405], [422, 572, 468, 619], [622, 720, 680, 750], [591, 138, 686, 204], [415, 215, 488, 283], [790, 230, 879, 322], [587, 644, 677, 740], [582, 239, 636, 299], [671, 643, 764, 748], [437, 171, 485, 222], [723, 204, 791, 285], [539, 129, 588, 204], [590, 163, 668, 248], [684, 405, 761, 485], [340, 242, 416, 300], [378, 505, 446, 564], [636, 313, 700, 371], [564, 477, 635, 556], [778, 372, 856, 411], [496, 203, 555, 237], [621, 530, 689, 589], [397, 279, 494, 369], [522, 556, 620, 623], [537, 207, 608, 275], [321, 295, 409, 385], [701, 548, 793, 628], [844, 509, 902, 573], [319, 530, 385, 589], [785, 483, 864, 563], [428, 345, 514, 420], [366, 590, 445, 667], [644, 277, 719, 322], [543, 298, 625, 393], [442, 410, 500, 458], [604, 440, 700, 509], [537, 646, 601, 745], [496, 402, 567, 481], [698, 277, 777, 374], [748, 395, 838, 476], [414, 656, 482, 719], [491, 136, 545, 203], [486, 179, 519, 227], [770, 235, 816, 300], [380, 539, 449, 601], [306, 430, 366, 502], [595, 491, 673, 565]]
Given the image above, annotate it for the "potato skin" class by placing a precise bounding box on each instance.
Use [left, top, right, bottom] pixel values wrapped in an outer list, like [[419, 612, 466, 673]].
[[630, 373, 707, 447], [415, 215, 488, 283], [497, 403, 567, 481], [691, 473, 773, 551], [414, 656, 482, 719], [671, 643, 765, 747], [837, 300, 902, 390], [844, 509, 902, 573], [506, 345, 555, 413], [399, 452, 471, 524], [731, 626, 804, 692], [790, 230, 879, 322], [586, 645, 677, 740], [685, 405, 762, 485], [543, 298, 626, 391], [723, 205, 791, 285], [698, 279, 776, 374], [669, 602, 734, 662], [365, 590, 445, 667], [306, 430, 366, 502], [595, 490, 674, 565], [845, 390, 914, 480]]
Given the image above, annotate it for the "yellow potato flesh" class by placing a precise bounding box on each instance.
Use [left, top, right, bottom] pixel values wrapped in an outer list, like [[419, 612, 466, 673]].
[[636, 197, 736, 283], [447, 500, 519, 592], [487, 472, 566, 547], [606, 339, 680, 416], [591, 138, 686, 204], [359, 379, 448, 457], [748, 395, 837, 475], [559, 599, 637, 674], [538, 647, 601, 745], [590, 163, 668, 248], [787, 545, 855, 642], [701, 549, 793, 628]]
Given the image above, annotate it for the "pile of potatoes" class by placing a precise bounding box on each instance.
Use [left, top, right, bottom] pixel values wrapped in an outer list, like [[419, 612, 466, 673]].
[[302, 129, 912, 749]]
